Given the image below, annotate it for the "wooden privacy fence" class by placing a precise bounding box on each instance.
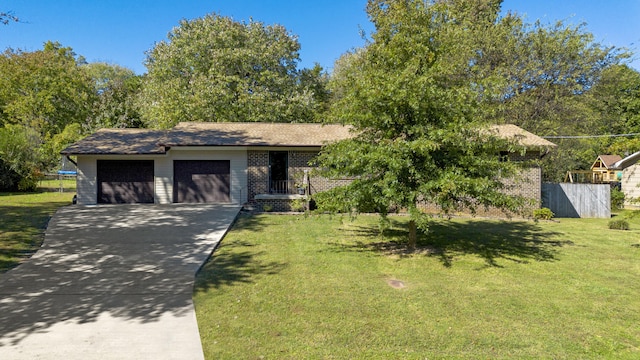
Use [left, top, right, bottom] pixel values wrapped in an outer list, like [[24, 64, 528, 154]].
[[542, 183, 610, 218]]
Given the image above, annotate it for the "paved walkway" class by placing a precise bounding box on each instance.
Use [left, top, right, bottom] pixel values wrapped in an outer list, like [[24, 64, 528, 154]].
[[0, 204, 241, 359]]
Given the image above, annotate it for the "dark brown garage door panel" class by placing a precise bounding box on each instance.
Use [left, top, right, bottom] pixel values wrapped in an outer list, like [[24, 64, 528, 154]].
[[97, 160, 154, 204], [174, 160, 231, 203]]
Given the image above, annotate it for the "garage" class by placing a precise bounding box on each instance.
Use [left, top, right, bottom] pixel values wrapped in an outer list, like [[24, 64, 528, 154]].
[[97, 160, 155, 204], [173, 160, 230, 203]]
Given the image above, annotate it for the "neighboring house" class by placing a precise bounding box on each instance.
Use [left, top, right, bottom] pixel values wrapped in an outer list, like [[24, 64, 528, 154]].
[[61, 122, 555, 213], [611, 151, 640, 209], [591, 155, 623, 183]]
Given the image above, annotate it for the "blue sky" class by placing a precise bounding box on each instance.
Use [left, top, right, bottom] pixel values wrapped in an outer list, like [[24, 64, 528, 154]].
[[1, 0, 638, 74]]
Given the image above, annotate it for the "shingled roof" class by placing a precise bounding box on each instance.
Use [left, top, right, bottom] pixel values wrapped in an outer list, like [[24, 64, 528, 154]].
[[61, 129, 167, 155], [592, 154, 623, 169], [61, 123, 353, 155], [61, 122, 554, 155], [487, 124, 557, 148], [160, 122, 353, 147]]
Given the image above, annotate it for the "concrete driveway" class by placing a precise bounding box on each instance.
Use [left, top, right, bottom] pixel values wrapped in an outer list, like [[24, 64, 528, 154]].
[[0, 204, 241, 359]]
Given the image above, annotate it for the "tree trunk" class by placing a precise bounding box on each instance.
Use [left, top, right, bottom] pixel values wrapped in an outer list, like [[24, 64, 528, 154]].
[[408, 219, 417, 250]]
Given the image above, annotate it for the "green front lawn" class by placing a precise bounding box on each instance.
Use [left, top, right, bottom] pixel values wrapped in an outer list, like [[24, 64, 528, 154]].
[[0, 190, 74, 272], [194, 213, 640, 359], [37, 178, 77, 193]]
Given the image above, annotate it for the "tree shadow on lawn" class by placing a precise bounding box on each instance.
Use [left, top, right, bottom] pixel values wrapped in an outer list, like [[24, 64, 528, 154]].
[[195, 249, 286, 292], [195, 212, 287, 292], [225, 211, 275, 233], [337, 218, 570, 268]]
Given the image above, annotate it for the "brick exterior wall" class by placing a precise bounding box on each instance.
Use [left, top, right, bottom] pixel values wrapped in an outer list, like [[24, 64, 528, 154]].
[[289, 151, 316, 190], [248, 150, 542, 217], [254, 198, 300, 212], [418, 166, 542, 218], [247, 150, 351, 210], [289, 151, 351, 195], [247, 150, 269, 201]]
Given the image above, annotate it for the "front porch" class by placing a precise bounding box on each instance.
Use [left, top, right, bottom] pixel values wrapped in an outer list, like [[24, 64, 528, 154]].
[[247, 149, 348, 212], [268, 179, 307, 195]]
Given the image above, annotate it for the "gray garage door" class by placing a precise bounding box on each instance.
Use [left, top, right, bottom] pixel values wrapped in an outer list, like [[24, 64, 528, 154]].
[[97, 160, 154, 204], [173, 160, 231, 203]]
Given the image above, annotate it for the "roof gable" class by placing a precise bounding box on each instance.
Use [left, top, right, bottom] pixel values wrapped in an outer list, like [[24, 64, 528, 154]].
[[592, 155, 623, 170]]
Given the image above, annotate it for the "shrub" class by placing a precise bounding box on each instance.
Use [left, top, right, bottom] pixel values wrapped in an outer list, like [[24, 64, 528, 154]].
[[611, 187, 625, 210], [0, 124, 45, 192], [608, 219, 630, 230], [262, 204, 273, 212], [0, 159, 22, 191], [290, 198, 307, 212], [533, 207, 554, 221]]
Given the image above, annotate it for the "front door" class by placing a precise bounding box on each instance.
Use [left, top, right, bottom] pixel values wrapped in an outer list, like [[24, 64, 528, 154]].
[[269, 151, 288, 194]]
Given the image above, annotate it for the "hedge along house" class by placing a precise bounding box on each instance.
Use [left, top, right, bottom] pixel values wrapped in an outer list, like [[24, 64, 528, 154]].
[[62, 122, 555, 213], [61, 122, 352, 210]]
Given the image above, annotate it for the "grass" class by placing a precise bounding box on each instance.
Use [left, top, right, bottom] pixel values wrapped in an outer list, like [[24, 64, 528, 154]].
[[0, 183, 75, 272], [194, 213, 640, 359]]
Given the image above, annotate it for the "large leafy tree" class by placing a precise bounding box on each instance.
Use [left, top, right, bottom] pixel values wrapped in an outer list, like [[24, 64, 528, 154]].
[[474, 17, 626, 181], [83, 62, 143, 131], [0, 43, 142, 188], [538, 65, 640, 179], [0, 42, 97, 186], [590, 65, 640, 155], [317, 0, 525, 247], [0, 41, 96, 137], [139, 14, 328, 128], [481, 21, 621, 135]]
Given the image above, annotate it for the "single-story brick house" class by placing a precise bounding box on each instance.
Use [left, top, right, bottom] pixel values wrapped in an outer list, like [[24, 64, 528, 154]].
[[61, 122, 555, 212], [61, 122, 352, 210]]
